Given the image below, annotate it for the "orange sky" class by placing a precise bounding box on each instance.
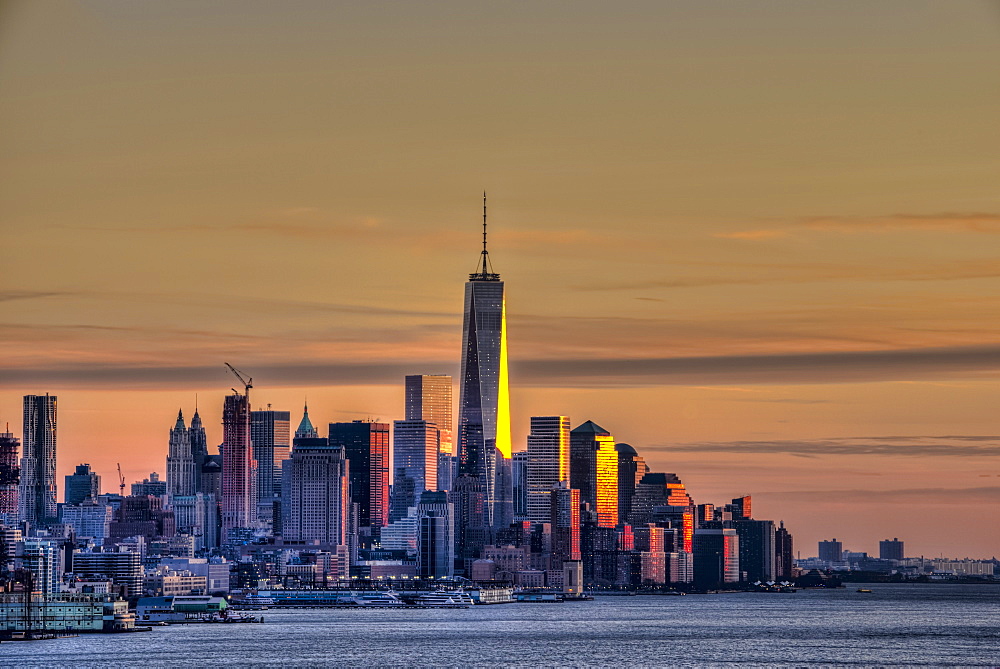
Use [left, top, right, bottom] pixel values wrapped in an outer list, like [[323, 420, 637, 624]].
[[2, 1, 1000, 557]]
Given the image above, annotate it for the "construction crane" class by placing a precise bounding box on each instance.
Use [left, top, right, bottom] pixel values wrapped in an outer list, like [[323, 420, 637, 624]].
[[224, 362, 252, 400], [116, 463, 125, 496]]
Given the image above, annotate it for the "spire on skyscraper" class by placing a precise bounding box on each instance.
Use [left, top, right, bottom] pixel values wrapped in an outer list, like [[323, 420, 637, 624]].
[[472, 191, 499, 281], [295, 402, 318, 440], [175, 408, 186, 429]]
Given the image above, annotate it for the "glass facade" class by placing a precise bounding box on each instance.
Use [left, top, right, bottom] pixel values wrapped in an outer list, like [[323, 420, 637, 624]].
[[404, 375, 453, 456], [19, 394, 57, 524], [251, 409, 291, 522], [527, 416, 570, 523]]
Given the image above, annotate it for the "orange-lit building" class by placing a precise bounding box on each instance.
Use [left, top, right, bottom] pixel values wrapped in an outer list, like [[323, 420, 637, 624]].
[[569, 421, 618, 528]]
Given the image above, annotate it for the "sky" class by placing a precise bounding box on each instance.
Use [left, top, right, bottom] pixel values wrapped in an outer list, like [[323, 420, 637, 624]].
[[2, 0, 1000, 558]]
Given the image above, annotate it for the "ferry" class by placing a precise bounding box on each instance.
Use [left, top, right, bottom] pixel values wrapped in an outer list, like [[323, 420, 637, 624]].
[[856, 588, 874, 593], [414, 590, 474, 607], [350, 591, 406, 606]]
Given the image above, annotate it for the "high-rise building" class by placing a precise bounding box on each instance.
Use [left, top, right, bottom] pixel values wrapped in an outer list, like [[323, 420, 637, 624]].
[[456, 196, 512, 539], [250, 409, 291, 522], [734, 519, 775, 582], [392, 419, 439, 503], [818, 538, 843, 562], [189, 407, 208, 494], [526, 416, 570, 524], [879, 537, 904, 561], [131, 472, 167, 497], [569, 421, 618, 528], [284, 438, 350, 545], [167, 410, 196, 498], [221, 392, 256, 539], [65, 464, 100, 505], [0, 429, 18, 519], [329, 421, 390, 532], [511, 451, 528, 520], [693, 528, 740, 588], [775, 521, 794, 580], [405, 375, 453, 454], [19, 394, 58, 525], [615, 443, 647, 525], [728, 495, 751, 520], [417, 491, 454, 578], [550, 482, 581, 569]]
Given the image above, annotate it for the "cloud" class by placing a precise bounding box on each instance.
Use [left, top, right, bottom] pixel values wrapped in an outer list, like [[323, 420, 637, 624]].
[[0, 291, 75, 302], [754, 486, 1000, 505], [659, 435, 1000, 458], [712, 229, 789, 240], [713, 212, 1000, 242], [5, 343, 1000, 390]]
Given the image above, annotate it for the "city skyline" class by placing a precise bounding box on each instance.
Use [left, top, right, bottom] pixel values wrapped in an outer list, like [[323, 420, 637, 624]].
[[3, 2, 1000, 557]]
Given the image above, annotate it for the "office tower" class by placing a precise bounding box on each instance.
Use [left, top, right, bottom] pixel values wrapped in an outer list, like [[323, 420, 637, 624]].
[[329, 421, 390, 532], [693, 528, 740, 588], [511, 451, 528, 520], [167, 410, 196, 498], [65, 464, 101, 505], [526, 416, 570, 524], [879, 537, 904, 561], [131, 472, 167, 497], [284, 438, 350, 545], [615, 443, 647, 524], [0, 429, 18, 519], [405, 374, 453, 455], [189, 407, 208, 493], [775, 521, 794, 580], [734, 519, 775, 582], [569, 421, 618, 528], [729, 495, 751, 520], [251, 409, 291, 522], [221, 392, 257, 539], [60, 500, 113, 541], [629, 472, 695, 552], [550, 482, 581, 569], [818, 538, 843, 562], [417, 491, 454, 578], [456, 196, 512, 537], [19, 394, 58, 525], [392, 419, 439, 507]]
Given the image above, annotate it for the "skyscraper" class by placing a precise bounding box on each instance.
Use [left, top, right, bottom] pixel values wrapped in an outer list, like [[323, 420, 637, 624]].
[[221, 392, 256, 539], [417, 491, 455, 579], [329, 421, 390, 533], [167, 410, 196, 498], [0, 429, 20, 519], [19, 394, 58, 525], [250, 409, 291, 522], [391, 419, 439, 521], [615, 443, 647, 523], [569, 420, 618, 528], [526, 416, 570, 523], [65, 463, 100, 505], [405, 375, 453, 454], [774, 521, 794, 580], [189, 407, 208, 494], [284, 438, 350, 545], [456, 194, 512, 537]]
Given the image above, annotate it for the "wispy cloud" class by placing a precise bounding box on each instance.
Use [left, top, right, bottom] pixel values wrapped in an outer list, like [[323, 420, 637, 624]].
[[713, 212, 1000, 242], [0, 290, 76, 303], [660, 435, 1000, 458], [755, 486, 1000, 505]]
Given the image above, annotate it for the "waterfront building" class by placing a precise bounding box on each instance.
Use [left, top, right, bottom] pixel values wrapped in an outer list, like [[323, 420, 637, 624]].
[[775, 521, 794, 580], [131, 472, 167, 498], [456, 196, 513, 543], [879, 537, 904, 561], [19, 394, 58, 525], [221, 392, 256, 539], [693, 528, 740, 588], [0, 429, 18, 521], [615, 443, 647, 526], [0, 593, 134, 633], [65, 464, 101, 506], [284, 437, 350, 546], [72, 550, 143, 599], [251, 409, 291, 523], [818, 538, 843, 562], [734, 519, 776, 582], [60, 501, 112, 541], [166, 411, 196, 498], [527, 416, 570, 524], [405, 374, 453, 457], [569, 421, 618, 528], [329, 421, 390, 534]]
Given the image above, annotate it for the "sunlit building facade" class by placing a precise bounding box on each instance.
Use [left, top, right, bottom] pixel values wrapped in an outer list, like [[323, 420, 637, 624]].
[[693, 528, 739, 588], [527, 416, 570, 524], [569, 421, 618, 528], [329, 421, 390, 533], [405, 375, 453, 455]]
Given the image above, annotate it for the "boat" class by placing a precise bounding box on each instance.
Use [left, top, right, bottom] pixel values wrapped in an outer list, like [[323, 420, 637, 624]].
[[414, 590, 474, 607], [857, 588, 873, 593], [350, 591, 406, 606]]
